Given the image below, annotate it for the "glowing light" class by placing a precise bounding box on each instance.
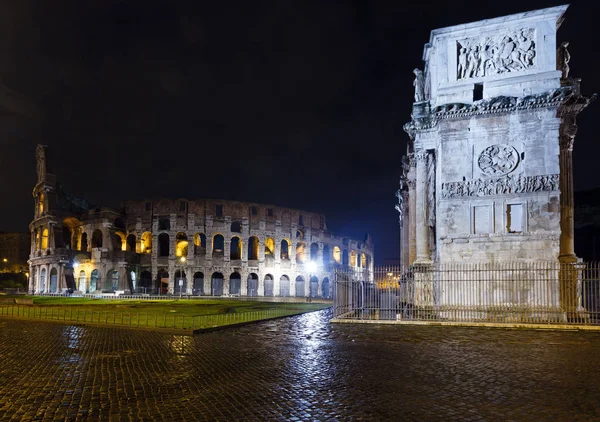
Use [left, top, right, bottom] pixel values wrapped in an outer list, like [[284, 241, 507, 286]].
[[180, 256, 186, 263], [306, 261, 318, 273], [73, 262, 79, 268], [2, 258, 7, 263]]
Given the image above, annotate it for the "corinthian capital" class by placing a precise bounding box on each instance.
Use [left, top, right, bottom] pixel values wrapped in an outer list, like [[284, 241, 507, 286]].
[[408, 153, 416, 168], [560, 123, 578, 151], [415, 150, 428, 164]]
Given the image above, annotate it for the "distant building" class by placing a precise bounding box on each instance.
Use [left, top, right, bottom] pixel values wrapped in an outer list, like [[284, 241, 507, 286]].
[[0, 232, 30, 273], [28, 145, 374, 296]]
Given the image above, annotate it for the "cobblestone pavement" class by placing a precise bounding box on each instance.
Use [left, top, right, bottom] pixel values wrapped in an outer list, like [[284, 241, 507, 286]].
[[1, 310, 599, 421]]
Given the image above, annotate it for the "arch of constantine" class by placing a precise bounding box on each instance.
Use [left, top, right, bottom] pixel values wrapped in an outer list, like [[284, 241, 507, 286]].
[[28, 146, 374, 297]]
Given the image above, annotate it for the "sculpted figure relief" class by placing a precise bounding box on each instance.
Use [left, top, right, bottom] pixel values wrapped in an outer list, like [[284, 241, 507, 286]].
[[413, 68, 425, 102], [478, 144, 519, 176], [557, 41, 570, 79], [441, 174, 559, 199], [457, 29, 535, 80], [36, 144, 47, 182]]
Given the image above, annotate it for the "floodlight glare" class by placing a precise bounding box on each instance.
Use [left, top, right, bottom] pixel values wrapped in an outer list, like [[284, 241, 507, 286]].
[[306, 261, 318, 273]]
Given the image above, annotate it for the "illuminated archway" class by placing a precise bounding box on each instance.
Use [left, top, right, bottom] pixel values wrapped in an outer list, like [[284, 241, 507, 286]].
[[213, 234, 224, 256], [264, 237, 275, 256], [296, 242, 306, 263], [41, 229, 49, 250], [280, 239, 290, 260], [350, 250, 357, 267], [141, 232, 152, 253], [333, 246, 341, 264], [248, 236, 259, 260]]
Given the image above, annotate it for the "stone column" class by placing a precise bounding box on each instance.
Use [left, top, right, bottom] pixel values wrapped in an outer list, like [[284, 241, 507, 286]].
[[559, 122, 577, 263], [401, 191, 410, 267], [414, 150, 431, 263], [407, 154, 417, 265]]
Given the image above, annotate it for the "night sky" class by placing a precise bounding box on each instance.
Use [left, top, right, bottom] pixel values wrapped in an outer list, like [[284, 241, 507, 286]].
[[0, 0, 598, 263]]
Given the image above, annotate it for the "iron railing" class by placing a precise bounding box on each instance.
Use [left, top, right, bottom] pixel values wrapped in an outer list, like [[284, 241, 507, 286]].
[[333, 262, 600, 325]]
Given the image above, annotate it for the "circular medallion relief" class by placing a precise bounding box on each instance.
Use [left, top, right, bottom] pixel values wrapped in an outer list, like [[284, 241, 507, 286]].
[[477, 144, 519, 176]]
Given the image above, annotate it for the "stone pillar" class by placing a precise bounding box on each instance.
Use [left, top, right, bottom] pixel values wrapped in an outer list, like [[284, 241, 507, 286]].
[[414, 150, 431, 263], [559, 122, 577, 263], [407, 154, 417, 265], [401, 191, 410, 267]]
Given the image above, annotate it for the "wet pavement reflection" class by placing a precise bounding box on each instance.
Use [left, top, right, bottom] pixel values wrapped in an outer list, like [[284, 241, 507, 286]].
[[1, 309, 599, 420]]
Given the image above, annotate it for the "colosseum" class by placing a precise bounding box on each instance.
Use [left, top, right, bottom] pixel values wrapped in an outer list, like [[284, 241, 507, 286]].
[[28, 145, 374, 298]]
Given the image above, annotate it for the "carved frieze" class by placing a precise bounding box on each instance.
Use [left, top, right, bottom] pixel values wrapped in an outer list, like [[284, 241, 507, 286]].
[[477, 144, 519, 176], [441, 174, 559, 199], [457, 29, 535, 80]]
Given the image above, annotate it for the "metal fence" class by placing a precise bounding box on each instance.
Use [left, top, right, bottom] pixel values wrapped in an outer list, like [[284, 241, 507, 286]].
[[0, 305, 304, 331], [333, 262, 600, 325]]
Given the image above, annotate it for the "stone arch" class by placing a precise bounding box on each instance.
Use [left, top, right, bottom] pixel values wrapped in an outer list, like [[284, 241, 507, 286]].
[[247, 273, 259, 296], [40, 267, 46, 292], [41, 228, 49, 250], [295, 276, 305, 297], [105, 269, 119, 292], [114, 231, 126, 251], [309, 276, 318, 297], [158, 233, 170, 257], [296, 242, 306, 263], [230, 236, 242, 260], [49, 268, 58, 293], [157, 269, 169, 294], [193, 272, 204, 296], [264, 274, 274, 297], [229, 272, 241, 295], [231, 221, 242, 233], [174, 270, 187, 294], [323, 245, 330, 264], [194, 233, 206, 255], [280, 239, 290, 260], [213, 234, 224, 256], [91, 229, 103, 249], [279, 275, 290, 297], [38, 192, 45, 215], [140, 271, 152, 293], [322, 277, 331, 299], [310, 243, 319, 261], [361, 253, 367, 268], [342, 250, 349, 266], [80, 232, 88, 252], [175, 232, 188, 257], [141, 232, 152, 253], [211, 272, 224, 296], [350, 250, 357, 267], [264, 237, 275, 256], [77, 270, 86, 292], [127, 234, 136, 252], [61, 224, 72, 249], [90, 269, 99, 293], [35, 230, 40, 251], [333, 246, 341, 264], [248, 236, 259, 260]]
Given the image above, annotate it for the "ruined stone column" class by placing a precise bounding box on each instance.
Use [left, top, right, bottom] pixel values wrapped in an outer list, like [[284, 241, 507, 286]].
[[415, 150, 431, 263], [401, 191, 410, 267], [559, 121, 577, 263], [407, 154, 417, 265]]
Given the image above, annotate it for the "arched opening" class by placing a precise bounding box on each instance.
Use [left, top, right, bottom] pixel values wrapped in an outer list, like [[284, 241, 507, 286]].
[[264, 274, 274, 297], [127, 234, 136, 252], [77, 270, 86, 292], [105, 270, 118, 292], [264, 237, 275, 256], [296, 242, 306, 263], [91, 229, 103, 249], [230, 236, 242, 260], [323, 245, 330, 264], [211, 272, 224, 296], [80, 232, 88, 252], [35, 230, 40, 251], [90, 269, 99, 293], [248, 236, 259, 260], [322, 277, 330, 299], [342, 250, 349, 266], [157, 270, 169, 294], [193, 272, 204, 296], [41, 228, 49, 250], [231, 221, 242, 233], [309, 276, 318, 297], [229, 272, 241, 295], [114, 232, 126, 251], [247, 273, 258, 296], [279, 275, 290, 297], [38, 193, 45, 215], [40, 268, 46, 292], [114, 218, 126, 231], [361, 253, 367, 268], [175, 232, 188, 257], [50, 268, 58, 293], [310, 243, 319, 261], [213, 234, 224, 256], [130, 271, 136, 292], [194, 233, 206, 255], [174, 270, 187, 294], [159, 233, 170, 257], [280, 239, 290, 260], [62, 225, 72, 249], [141, 232, 152, 253], [295, 276, 305, 297], [350, 250, 357, 267], [333, 246, 341, 264], [140, 271, 152, 294]]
